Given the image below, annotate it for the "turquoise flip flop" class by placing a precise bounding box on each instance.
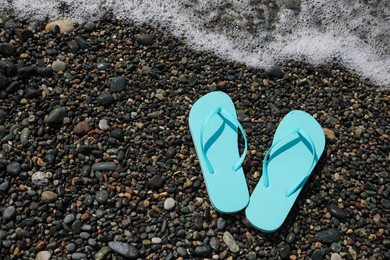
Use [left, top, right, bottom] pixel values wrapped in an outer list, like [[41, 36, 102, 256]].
[[245, 110, 325, 232], [189, 91, 249, 213]]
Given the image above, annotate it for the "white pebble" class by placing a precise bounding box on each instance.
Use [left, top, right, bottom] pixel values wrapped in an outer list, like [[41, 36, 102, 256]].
[[99, 119, 110, 131], [164, 198, 176, 211], [52, 60, 66, 72]]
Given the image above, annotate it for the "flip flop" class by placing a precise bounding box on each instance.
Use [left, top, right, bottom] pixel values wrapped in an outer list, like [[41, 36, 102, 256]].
[[245, 110, 325, 232], [189, 91, 249, 213]]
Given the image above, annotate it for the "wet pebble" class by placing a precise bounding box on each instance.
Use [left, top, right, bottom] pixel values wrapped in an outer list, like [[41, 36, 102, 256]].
[[267, 65, 284, 78], [41, 191, 58, 203], [95, 190, 109, 204], [148, 175, 163, 189], [278, 243, 291, 259], [74, 122, 90, 136], [6, 161, 21, 176], [98, 93, 115, 106], [110, 75, 126, 92], [328, 204, 347, 219], [315, 228, 340, 244], [163, 198, 175, 210], [223, 231, 239, 253], [0, 43, 15, 56], [46, 107, 67, 124], [3, 206, 16, 220], [194, 245, 211, 256], [95, 246, 111, 260], [52, 60, 66, 72], [108, 241, 139, 259], [92, 162, 116, 172]]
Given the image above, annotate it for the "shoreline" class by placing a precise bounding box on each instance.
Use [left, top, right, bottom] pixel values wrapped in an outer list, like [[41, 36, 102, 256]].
[[0, 15, 389, 259]]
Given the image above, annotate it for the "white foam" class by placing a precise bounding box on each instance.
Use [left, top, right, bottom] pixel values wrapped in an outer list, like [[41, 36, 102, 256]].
[[1, 0, 389, 87]]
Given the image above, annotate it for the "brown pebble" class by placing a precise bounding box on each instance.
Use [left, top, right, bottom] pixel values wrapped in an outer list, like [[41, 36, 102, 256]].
[[20, 53, 29, 59], [323, 128, 336, 142], [81, 212, 90, 221], [41, 191, 58, 203], [74, 122, 90, 136]]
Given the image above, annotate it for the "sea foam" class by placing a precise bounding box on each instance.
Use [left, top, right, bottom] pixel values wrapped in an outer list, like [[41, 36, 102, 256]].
[[1, 0, 389, 87]]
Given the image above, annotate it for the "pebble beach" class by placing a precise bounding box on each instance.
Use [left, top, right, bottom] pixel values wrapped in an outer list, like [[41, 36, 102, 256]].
[[0, 13, 389, 260]]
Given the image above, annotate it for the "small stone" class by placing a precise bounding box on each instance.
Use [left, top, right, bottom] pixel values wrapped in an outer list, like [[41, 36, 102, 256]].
[[223, 231, 239, 253], [7, 161, 21, 175], [217, 218, 226, 230], [135, 34, 153, 45], [36, 251, 51, 260], [84, 21, 96, 32], [315, 228, 340, 244], [18, 66, 35, 78], [0, 180, 10, 192], [36, 67, 54, 77], [151, 237, 162, 244], [67, 40, 79, 52], [92, 162, 116, 172], [188, 73, 198, 86], [25, 88, 41, 99], [210, 237, 221, 252], [108, 241, 139, 259], [246, 251, 257, 260], [95, 190, 109, 204], [97, 62, 110, 70], [71, 252, 87, 259], [97, 93, 115, 107], [41, 191, 58, 203], [64, 214, 75, 225], [164, 198, 176, 210], [46, 107, 67, 124], [267, 65, 284, 78], [111, 128, 124, 141], [278, 243, 291, 259], [0, 43, 15, 56], [45, 20, 74, 33], [331, 253, 343, 260], [286, 233, 296, 243], [148, 175, 163, 189], [75, 35, 87, 48], [95, 246, 111, 260], [74, 122, 90, 136], [381, 199, 390, 209], [52, 60, 66, 72], [177, 247, 187, 257], [32, 171, 52, 187], [323, 128, 336, 142], [3, 206, 16, 220], [311, 249, 323, 260], [328, 204, 347, 219], [98, 119, 110, 130], [110, 75, 126, 92], [66, 243, 76, 252], [194, 245, 212, 256]]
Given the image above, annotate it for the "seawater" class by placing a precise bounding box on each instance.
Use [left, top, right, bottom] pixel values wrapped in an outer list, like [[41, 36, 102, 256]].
[[1, 0, 389, 88]]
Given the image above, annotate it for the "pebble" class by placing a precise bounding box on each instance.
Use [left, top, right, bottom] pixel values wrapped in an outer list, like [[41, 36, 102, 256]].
[[74, 122, 90, 136], [67, 40, 79, 52], [110, 128, 124, 141], [95, 190, 109, 204], [223, 231, 239, 253], [278, 243, 291, 259], [381, 198, 390, 209], [6, 161, 21, 175], [92, 162, 116, 172], [328, 204, 347, 219], [163, 198, 176, 210], [97, 62, 110, 70], [267, 65, 284, 78], [286, 233, 296, 243], [315, 228, 340, 244], [45, 20, 74, 33], [31, 171, 52, 187], [148, 175, 163, 189], [323, 128, 336, 142], [210, 237, 221, 252], [41, 191, 58, 203], [46, 107, 67, 124], [75, 35, 87, 48], [97, 93, 115, 106], [108, 241, 139, 259], [98, 119, 110, 130], [35, 251, 51, 260], [194, 245, 212, 256], [71, 252, 87, 259], [331, 253, 343, 260], [177, 247, 187, 257], [64, 214, 75, 225], [95, 246, 111, 260], [217, 218, 226, 230], [135, 34, 153, 45], [110, 75, 126, 92], [3, 206, 16, 220], [151, 237, 162, 244], [51, 60, 66, 72], [0, 43, 15, 56], [25, 88, 41, 99], [0, 181, 10, 192]]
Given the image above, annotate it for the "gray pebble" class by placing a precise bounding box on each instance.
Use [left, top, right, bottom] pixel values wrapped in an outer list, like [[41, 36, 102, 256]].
[[3, 206, 16, 220], [108, 241, 139, 259], [6, 161, 21, 175], [315, 228, 340, 244], [110, 75, 126, 92], [92, 162, 116, 172], [328, 204, 347, 219], [71, 252, 87, 259], [223, 231, 239, 253], [95, 190, 109, 204], [64, 214, 75, 225], [46, 107, 67, 124], [52, 60, 66, 72]]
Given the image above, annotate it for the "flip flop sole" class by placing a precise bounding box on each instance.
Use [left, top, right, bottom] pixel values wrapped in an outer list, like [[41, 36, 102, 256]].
[[246, 110, 325, 232], [189, 92, 249, 213]]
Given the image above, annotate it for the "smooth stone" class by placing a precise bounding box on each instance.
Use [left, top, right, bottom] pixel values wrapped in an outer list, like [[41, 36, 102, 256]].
[[0, 180, 10, 192], [286, 233, 296, 243], [14, 28, 33, 41], [36, 67, 53, 77], [0, 125, 5, 138], [66, 243, 76, 252], [98, 119, 110, 130], [381, 199, 390, 209], [267, 65, 284, 78], [84, 21, 96, 32], [151, 237, 162, 244], [147, 175, 163, 189], [17, 66, 35, 77], [71, 253, 87, 259], [217, 218, 226, 230], [110, 75, 126, 92], [45, 20, 74, 33], [97, 93, 115, 107], [0, 74, 9, 88], [223, 231, 239, 253], [311, 249, 323, 260], [135, 34, 153, 45], [75, 35, 87, 48], [67, 40, 79, 52], [45, 48, 58, 56], [0, 43, 15, 56], [209, 237, 221, 252], [95, 190, 109, 204], [108, 241, 139, 259], [188, 73, 198, 86], [323, 128, 336, 142], [35, 251, 51, 260], [6, 161, 21, 175], [194, 245, 211, 256], [74, 122, 90, 136], [164, 198, 176, 211], [315, 228, 340, 244], [95, 246, 111, 260], [52, 60, 66, 72], [176, 247, 187, 257], [46, 107, 67, 124], [110, 128, 124, 141], [278, 243, 291, 259], [3, 206, 16, 220], [331, 253, 343, 260], [97, 62, 110, 70], [64, 214, 75, 225], [41, 191, 58, 203], [20, 128, 30, 147], [92, 162, 116, 172], [25, 88, 41, 99], [328, 204, 347, 219], [32, 171, 52, 187]]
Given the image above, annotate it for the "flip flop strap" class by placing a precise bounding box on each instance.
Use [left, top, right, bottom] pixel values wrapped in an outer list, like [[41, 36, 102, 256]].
[[200, 107, 248, 174], [262, 128, 317, 197]]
